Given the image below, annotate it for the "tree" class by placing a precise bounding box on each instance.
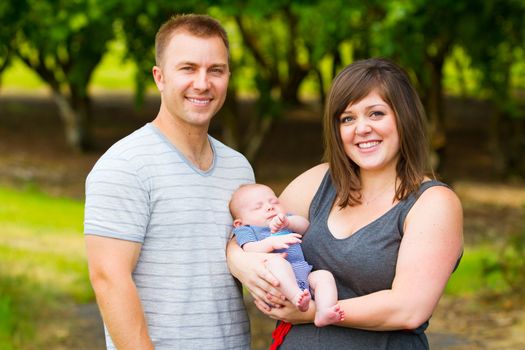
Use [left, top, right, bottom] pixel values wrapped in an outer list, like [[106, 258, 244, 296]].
[[461, 0, 525, 176], [13, 0, 119, 151], [0, 0, 28, 88], [217, 1, 309, 161], [378, 0, 482, 171], [299, 0, 387, 103]]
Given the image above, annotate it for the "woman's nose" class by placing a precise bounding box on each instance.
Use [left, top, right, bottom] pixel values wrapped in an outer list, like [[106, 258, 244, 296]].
[[355, 118, 372, 135]]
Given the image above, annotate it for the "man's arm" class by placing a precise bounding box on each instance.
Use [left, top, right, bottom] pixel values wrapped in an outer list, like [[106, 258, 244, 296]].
[[85, 235, 154, 350]]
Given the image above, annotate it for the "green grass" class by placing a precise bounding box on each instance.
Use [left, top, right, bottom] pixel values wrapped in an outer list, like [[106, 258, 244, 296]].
[[0, 59, 46, 91], [0, 186, 83, 230], [0, 186, 91, 349]]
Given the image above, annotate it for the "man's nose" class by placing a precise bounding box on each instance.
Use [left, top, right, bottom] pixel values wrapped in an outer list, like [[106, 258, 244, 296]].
[[193, 70, 210, 90]]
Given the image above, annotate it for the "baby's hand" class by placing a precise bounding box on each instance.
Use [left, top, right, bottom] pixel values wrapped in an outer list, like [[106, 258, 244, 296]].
[[268, 233, 302, 250], [270, 213, 289, 233]]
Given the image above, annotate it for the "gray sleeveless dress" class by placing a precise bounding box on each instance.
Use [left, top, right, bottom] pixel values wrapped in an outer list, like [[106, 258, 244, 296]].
[[279, 172, 447, 350]]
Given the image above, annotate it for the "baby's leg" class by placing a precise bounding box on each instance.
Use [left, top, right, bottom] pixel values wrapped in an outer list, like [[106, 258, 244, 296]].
[[265, 255, 311, 312], [308, 270, 345, 327]]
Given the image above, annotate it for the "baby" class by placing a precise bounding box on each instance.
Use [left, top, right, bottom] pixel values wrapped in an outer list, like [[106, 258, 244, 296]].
[[229, 183, 344, 327]]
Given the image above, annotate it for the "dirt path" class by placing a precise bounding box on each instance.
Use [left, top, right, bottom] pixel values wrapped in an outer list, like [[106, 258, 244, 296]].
[[63, 294, 525, 350], [63, 301, 473, 350]]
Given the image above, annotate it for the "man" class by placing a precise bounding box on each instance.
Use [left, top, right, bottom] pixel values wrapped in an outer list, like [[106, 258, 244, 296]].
[[85, 14, 254, 349]]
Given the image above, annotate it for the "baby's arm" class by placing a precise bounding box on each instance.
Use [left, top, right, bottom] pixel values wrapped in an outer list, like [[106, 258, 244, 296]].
[[270, 213, 310, 234], [242, 234, 302, 253]]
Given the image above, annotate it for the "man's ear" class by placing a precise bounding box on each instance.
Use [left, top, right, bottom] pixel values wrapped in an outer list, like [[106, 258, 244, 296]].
[[152, 65, 164, 91], [233, 219, 243, 228]]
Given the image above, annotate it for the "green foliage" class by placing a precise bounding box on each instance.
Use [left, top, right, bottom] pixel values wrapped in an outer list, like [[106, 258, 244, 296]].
[[445, 245, 508, 296], [482, 228, 525, 296], [0, 186, 91, 348], [1, 0, 525, 171], [0, 0, 28, 80], [0, 293, 15, 349], [14, 0, 118, 93]]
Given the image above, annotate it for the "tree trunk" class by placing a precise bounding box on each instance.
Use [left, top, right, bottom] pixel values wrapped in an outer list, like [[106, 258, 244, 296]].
[[281, 67, 308, 105], [51, 89, 92, 151], [221, 89, 240, 150], [423, 57, 446, 172], [313, 66, 325, 106], [243, 116, 273, 163]]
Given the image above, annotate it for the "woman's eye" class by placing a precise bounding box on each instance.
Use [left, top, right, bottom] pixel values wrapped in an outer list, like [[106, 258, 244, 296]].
[[340, 116, 354, 123], [370, 111, 385, 118]]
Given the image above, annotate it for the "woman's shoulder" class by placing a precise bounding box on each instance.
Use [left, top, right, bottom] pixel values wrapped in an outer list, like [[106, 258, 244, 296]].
[[410, 179, 462, 220], [282, 163, 329, 193], [279, 163, 329, 218]]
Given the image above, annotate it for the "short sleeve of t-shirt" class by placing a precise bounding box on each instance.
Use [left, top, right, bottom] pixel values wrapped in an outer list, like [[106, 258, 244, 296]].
[[233, 226, 258, 248], [84, 154, 150, 243]]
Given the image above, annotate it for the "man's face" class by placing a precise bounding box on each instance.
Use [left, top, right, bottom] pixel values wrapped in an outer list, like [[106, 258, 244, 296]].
[[153, 31, 230, 128]]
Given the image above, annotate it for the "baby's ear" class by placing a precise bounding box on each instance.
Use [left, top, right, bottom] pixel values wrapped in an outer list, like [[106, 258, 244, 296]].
[[233, 219, 243, 228]]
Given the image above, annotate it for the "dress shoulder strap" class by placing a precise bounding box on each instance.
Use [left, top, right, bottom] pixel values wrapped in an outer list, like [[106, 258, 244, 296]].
[[396, 180, 450, 235], [308, 170, 335, 221]]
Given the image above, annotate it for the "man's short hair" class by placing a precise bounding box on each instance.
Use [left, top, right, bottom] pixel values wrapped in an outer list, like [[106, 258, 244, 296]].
[[155, 14, 229, 66]]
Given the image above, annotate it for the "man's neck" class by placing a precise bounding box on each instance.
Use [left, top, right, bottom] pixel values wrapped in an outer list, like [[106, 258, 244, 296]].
[[152, 113, 213, 171]]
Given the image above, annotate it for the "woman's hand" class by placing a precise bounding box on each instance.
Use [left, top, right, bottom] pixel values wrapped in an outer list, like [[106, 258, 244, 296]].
[[254, 298, 315, 324], [227, 239, 286, 307]]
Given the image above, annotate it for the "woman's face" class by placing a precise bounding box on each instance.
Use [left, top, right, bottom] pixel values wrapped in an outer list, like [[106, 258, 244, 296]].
[[338, 90, 400, 173]]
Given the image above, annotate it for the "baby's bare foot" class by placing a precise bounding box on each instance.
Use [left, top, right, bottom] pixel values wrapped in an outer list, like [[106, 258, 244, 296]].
[[314, 304, 345, 327], [293, 289, 311, 312]]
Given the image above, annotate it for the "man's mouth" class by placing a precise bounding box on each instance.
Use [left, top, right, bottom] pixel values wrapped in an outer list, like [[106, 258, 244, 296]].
[[187, 97, 212, 106]]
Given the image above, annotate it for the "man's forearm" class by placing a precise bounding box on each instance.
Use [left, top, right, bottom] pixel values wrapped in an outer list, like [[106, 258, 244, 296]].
[[93, 277, 154, 349]]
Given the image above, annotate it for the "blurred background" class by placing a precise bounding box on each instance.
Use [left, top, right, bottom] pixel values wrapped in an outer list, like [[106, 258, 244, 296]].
[[1, 0, 524, 349]]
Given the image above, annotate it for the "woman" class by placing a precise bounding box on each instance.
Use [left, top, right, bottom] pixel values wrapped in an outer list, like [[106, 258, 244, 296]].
[[228, 58, 463, 349]]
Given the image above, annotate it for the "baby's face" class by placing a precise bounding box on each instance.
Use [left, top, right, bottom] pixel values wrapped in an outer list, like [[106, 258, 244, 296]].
[[236, 185, 285, 227]]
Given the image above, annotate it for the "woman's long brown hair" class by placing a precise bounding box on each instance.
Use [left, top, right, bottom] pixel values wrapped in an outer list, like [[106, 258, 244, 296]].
[[323, 58, 431, 208]]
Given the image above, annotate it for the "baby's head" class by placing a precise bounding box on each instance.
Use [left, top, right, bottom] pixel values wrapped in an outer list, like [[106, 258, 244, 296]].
[[230, 184, 284, 228]]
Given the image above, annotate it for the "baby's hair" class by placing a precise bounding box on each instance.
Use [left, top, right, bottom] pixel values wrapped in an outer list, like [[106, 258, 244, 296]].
[[229, 183, 273, 218]]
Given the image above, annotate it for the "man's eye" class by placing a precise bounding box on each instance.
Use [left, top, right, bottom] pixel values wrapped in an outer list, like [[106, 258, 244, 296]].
[[210, 68, 224, 75]]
